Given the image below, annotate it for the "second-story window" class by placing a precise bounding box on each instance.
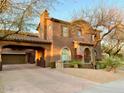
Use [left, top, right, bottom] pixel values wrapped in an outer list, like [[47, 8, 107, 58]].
[[48, 24, 52, 31], [62, 26, 69, 37], [92, 35, 96, 41], [47, 24, 53, 40], [77, 30, 82, 37]]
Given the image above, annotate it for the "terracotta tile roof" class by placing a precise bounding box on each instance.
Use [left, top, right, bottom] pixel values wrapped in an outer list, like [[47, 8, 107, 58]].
[[0, 31, 51, 44]]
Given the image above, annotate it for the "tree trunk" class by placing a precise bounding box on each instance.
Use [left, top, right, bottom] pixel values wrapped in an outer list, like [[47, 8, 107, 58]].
[[0, 47, 2, 71]]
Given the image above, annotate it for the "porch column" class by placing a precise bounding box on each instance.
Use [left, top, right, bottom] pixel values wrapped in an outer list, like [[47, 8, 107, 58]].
[[35, 50, 45, 67], [35, 50, 41, 67], [50, 44, 53, 62], [90, 48, 96, 69], [35, 50, 42, 61], [0, 46, 2, 71]]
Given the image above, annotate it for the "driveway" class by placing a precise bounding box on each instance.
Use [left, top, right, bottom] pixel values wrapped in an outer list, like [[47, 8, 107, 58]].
[[0, 64, 97, 93], [79, 79, 124, 93]]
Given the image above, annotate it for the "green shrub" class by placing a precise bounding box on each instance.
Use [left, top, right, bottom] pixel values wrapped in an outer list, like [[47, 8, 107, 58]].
[[96, 62, 106, 69], [63, 63, 70, 68], [100, 56, 123, 72], [69, 60, 83, 68], [50, 62, 56, 68]]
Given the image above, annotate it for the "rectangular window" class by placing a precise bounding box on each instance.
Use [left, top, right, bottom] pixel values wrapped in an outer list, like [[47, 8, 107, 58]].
[[62, 26, 69, 37], [77, 30, 82, 37], [48, 25, 52, 31], [47, 24, 53, 40], [92, 35, 96, 41]]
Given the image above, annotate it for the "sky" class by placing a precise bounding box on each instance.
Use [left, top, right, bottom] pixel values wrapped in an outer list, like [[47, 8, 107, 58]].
[[48, 0, 124, 21]]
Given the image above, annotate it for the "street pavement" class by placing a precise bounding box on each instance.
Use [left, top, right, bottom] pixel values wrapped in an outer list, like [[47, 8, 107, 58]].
[[79, 78, 124, 93]]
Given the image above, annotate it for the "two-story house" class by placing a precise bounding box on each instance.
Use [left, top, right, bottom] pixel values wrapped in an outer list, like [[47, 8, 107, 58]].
[[0, 10, 101, 70], [37, 10, 102, 66]]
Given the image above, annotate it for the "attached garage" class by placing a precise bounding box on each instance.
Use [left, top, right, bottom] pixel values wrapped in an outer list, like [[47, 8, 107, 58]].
[[2, 54, 26, 64], [1, 48, 36, 64], [1, 48, 27, 64]]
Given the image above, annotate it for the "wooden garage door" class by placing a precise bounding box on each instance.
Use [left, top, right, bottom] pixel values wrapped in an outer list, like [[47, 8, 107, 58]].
[[2, 54, 26, 64]]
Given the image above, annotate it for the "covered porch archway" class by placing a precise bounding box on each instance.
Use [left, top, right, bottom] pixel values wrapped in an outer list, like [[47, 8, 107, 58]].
[[0, 41, 51, 71]]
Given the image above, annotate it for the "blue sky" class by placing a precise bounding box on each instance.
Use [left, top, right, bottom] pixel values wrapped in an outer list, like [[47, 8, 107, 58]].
[[49, 0, 124, 21]]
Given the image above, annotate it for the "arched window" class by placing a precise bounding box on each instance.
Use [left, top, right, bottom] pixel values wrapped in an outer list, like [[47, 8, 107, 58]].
[[61, 48, 71, 62], [84, 48, 91, 63]]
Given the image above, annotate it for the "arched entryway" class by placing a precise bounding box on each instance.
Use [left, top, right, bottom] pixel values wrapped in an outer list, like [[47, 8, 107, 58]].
[[84, 48, 91, 63], [61, 48, 71, 62]]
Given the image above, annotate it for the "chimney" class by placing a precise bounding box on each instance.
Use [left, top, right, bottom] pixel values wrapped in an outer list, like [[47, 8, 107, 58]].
[[39, 10, 49, 39]]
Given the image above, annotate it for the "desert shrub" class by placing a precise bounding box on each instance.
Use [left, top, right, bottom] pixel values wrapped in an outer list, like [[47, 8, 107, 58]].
[[100, 56, 123, 72], [63, 62, 70, 68], [50, 62, 56, 68], [69, 60, 83, 68], [96, 61, 106, 69]]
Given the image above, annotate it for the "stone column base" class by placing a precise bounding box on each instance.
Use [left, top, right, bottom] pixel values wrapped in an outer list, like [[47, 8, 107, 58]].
[[56, 60, 63, 69]]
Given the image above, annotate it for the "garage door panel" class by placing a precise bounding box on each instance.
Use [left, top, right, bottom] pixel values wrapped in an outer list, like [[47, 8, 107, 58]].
[[2, 54, 26, 64]]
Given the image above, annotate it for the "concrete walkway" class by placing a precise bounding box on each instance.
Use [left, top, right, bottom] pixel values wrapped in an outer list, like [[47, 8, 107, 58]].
[[80, 79, 124, 93], [0, 64, 97, 93]]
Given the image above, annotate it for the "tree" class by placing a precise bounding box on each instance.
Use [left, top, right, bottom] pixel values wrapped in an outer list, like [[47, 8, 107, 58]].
[[102, 24, 124, 56], [0, 0, 57, 39], [0, 0, 11, 13], [72, 6, 124, 47]]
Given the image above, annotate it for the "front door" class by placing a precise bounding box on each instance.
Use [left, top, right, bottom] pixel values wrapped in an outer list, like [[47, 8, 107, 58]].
[[84, 48, 91, 63]]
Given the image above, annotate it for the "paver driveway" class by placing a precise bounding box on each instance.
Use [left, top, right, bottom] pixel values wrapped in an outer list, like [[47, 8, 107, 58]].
[[0, 64, 97, 93]]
